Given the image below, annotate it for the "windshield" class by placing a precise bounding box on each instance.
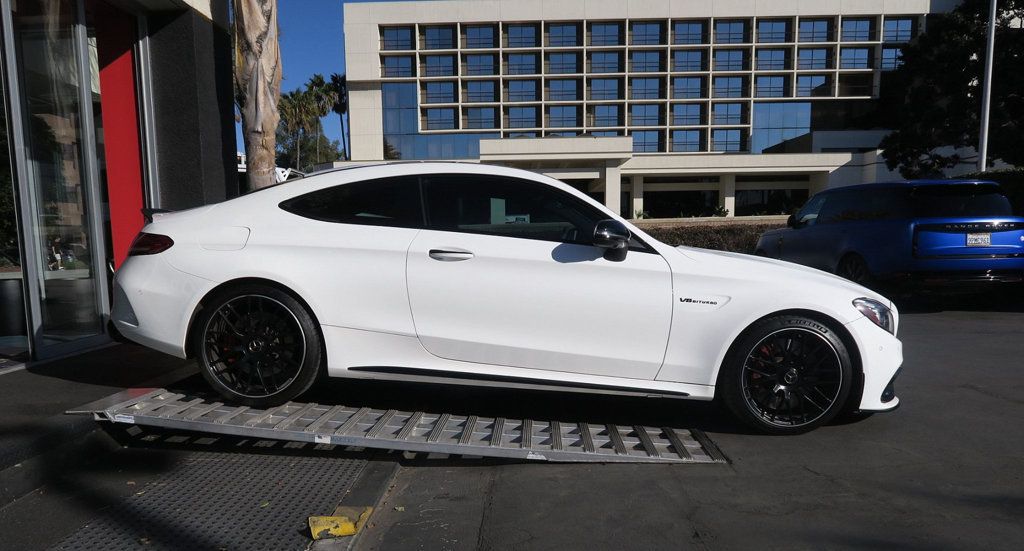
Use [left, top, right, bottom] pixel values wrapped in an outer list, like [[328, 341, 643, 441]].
[[911, 185, 1013, 218]]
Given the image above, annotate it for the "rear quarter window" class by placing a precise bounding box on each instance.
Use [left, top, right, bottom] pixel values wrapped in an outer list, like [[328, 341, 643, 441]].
[[279, 176, 424, 228]]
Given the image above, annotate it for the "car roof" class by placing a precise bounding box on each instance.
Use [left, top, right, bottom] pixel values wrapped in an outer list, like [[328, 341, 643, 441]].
[[823, 179, 999, 194]]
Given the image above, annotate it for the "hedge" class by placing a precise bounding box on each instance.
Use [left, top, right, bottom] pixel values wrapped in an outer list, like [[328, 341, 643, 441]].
[[643, 222, 785, 254]]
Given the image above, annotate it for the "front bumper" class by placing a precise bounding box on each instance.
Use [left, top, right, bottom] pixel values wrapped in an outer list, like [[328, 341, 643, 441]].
[[845, 316, 903, 411]]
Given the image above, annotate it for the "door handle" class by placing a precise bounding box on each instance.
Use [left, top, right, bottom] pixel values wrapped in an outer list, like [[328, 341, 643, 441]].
[[428, 248, 474, 262]]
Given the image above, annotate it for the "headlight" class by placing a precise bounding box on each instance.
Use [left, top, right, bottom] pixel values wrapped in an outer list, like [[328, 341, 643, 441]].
[[853, 298, 895, 334]]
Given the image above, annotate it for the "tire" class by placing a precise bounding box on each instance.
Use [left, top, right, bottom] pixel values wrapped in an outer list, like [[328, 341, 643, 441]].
[[836, 253, 871, 285], [192, 283, 323, 407], [718, 315, 853, 435]]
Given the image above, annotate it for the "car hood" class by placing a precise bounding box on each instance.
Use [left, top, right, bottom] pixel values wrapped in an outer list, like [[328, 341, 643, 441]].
[[674, 245, 893, 308]]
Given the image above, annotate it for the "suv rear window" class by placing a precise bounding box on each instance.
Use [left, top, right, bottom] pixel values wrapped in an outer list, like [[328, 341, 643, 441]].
[[911, 185, 1012, 218]]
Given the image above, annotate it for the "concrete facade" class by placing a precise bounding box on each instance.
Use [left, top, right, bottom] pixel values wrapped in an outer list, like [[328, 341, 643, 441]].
[[341, 0, 962, 218]]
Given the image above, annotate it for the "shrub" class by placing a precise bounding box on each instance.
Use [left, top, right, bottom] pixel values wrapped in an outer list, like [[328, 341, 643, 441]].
[[643, 222, 785, 254]]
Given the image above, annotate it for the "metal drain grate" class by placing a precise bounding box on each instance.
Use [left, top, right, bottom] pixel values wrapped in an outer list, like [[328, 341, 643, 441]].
[[51, 451, 366, 551]]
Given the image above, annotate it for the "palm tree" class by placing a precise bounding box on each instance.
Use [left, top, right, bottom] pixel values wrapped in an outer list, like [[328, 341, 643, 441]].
[[330, 73, 349, 161], [305, 74, 338, 165], [233, 0, 282, 190], [278, 89, 315, 170]]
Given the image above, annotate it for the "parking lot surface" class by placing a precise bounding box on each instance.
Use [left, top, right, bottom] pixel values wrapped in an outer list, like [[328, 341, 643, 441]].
[[0, 294, 1021, 550]]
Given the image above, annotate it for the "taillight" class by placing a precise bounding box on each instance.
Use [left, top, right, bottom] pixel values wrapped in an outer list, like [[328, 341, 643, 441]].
[[128, 233, 174, 256]]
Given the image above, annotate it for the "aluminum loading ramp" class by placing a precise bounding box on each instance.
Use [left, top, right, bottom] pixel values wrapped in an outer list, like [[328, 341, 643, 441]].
[[73, 388, 726, 464]]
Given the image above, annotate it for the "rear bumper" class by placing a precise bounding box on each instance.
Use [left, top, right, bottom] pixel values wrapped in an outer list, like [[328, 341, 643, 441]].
[[111, 255, 213, 358], [879, 257, 1024, 285]]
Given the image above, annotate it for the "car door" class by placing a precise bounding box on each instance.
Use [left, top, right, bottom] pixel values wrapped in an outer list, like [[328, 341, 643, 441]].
[[406, 173, 674, 380], [779, 191, 831, 269]]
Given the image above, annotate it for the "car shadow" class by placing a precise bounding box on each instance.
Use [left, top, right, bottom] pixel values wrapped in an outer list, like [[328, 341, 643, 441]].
[[886, 286, 1024, 314]]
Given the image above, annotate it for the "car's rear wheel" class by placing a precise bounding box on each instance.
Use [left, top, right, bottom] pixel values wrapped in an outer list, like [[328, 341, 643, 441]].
[[837, 253, 871, 285], [193, 284, 323, 407], [719, 315, 853, 435]]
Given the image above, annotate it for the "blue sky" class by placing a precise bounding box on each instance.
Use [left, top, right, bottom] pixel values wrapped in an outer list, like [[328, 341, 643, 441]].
[[236, 0, 419, 153]]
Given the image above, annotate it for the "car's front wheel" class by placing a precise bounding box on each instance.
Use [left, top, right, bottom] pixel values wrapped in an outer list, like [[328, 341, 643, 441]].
[[718, 315, 853, 434], [192, 284, 323, 407]]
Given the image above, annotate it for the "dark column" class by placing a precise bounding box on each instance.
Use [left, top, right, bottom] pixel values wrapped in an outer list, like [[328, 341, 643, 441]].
[[145, 4, 238, 210]]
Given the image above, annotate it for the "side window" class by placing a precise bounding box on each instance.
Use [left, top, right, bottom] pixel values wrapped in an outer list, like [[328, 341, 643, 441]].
[[279, 176, 423, 228], [818, 190, 866, 224], [796, 193, 827, 226], [422, 174, 607, 245]]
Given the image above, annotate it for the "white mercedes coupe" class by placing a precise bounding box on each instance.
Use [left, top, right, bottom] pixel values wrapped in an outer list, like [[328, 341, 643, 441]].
[[113, 162, 902, 434]]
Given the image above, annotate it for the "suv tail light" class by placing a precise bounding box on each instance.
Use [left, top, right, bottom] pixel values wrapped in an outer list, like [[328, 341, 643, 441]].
[[128, 233, 174, 256]]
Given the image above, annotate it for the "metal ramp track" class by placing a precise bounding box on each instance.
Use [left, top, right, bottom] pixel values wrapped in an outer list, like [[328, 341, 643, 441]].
[[73, 388, 726, 464]]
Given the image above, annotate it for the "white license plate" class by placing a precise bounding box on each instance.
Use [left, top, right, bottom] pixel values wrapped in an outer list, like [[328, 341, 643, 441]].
[[966, 233, 991, 247]]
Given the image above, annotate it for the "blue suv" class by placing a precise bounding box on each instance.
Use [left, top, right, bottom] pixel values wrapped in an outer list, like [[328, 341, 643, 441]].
[[756, 180, 1024, 286]]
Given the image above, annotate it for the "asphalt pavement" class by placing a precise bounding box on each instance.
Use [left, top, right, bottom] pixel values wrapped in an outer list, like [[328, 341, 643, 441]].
[[0, 293, 1021, 550]]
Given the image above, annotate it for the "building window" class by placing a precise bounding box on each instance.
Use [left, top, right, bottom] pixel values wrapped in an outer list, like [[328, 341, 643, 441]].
[[796, 74, 830, 97], [507, 53, 538, 75], [672, 103, 703, 125], [382, 27, 413, 50], [507, 24, 539, 48], [673, 76, 705, 99], [755, 75, 787, 98], [751, 102, 811, 153], [548, 52, 579, 74], [591, 131, 622, 137], [548, 79, 579, 101], [715, 20, 747, 43], [632, 130, 662, 152], [735, 188, 810, 215], [423, 55, 456, 77], [840, 47, 871, 69], [424, 108, 456, 130], [590, 22, 622, 46], [673, 50, 705, 71], [590, 51, 621, 73], [382, 56, 414, 77], [465, 80, 496, 102], [424, 81, 455, 103], [798, 48, 830, 69], [508, 132, 539, 138], [712, 102, 744, 125], [674, 20, 706, 44], [548, 105, 579, 127], [838, 73, 874, 96], [631, 51, 662, 72], [883, 18, 914, 42], [507, 106, 538, 128], [548, 23, 580, 47], [757, 19, 790, 43], [631, 104, 661, 126], [881, 47, 903, 70], [548, 131, 579, 137], [841, 18, 874, 41], [712, 128, 744, 152], [756, 49, 788, 70], [465, 25, 496, 48], [507, 80, 538, 101], [465, 54, 497, 75], [383, 83, 498, 160], [714, 49, 746, 71], [590, 78, 621, 100], [712, 76, 745, 98], [630, 77, 662, 99], [464, 107, 497, 128], [423, 26, 455, 49], [799, 19, 831, 42], [631, 21, 663, 45], [671, 129, 703, 152], [592, 104, 621, 127]]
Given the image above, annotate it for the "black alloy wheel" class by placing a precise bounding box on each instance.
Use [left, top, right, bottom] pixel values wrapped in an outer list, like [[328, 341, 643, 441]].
[[837, 253, 871, 284], [195, 285, 323, 407], [719, 316, 853, 434]]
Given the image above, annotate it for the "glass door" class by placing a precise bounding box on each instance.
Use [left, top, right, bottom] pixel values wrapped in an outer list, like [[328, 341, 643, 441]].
[[0, 42, 28, 360], [5, 0, 109, 358]]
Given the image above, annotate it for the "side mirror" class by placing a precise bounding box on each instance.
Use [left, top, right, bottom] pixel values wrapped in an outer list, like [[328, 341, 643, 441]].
[[593, 219, 631, 250], [787, 214, 797, 228]]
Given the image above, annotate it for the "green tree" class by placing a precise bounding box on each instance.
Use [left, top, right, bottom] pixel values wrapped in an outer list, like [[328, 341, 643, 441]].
[[877, 0, 1024, 178], [330, 73, 349, 161], [277, 88, 315, 170], [275, 124, 343, 172], [305, 74, 338, 165]]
